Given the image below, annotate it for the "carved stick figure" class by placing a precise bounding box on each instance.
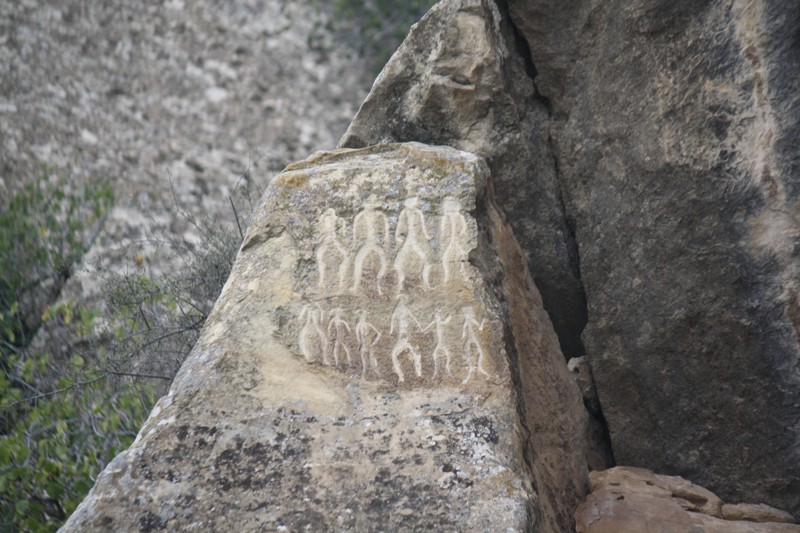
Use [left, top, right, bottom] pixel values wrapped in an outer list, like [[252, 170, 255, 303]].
[[461, 306, 489, 384], [327, 307, 352, 367], [298, 304, 329, 365], [390, 296, 423, 382], [394, 196, 432, 290], [316, 208, 349, 293], [440, 196, 470, 283], [352, 195, 390, 295], [355, 309, 382, 378], [424, 309, 453, 378]]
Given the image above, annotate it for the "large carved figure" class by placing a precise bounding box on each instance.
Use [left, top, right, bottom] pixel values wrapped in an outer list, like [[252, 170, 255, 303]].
[[316, 208, 349, 293], [351, 195, 390, 294], [439, 196, 470, 283], [394, 196, 432, 290]]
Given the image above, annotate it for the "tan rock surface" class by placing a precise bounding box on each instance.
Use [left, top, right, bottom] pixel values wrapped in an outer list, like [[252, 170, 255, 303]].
[[61, 143, 589, 531], [722, 503, 797, 524], [576, 467, 800, 533]]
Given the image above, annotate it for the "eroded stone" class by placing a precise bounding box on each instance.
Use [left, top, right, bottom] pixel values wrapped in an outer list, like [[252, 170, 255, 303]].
[[61, 143, 589, 532]]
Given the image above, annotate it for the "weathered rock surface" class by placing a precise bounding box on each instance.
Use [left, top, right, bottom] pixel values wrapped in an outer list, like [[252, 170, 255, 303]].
[[575, 467, 800, 533], [339, 0, 587, 362], [506, 0, 800, 516], [61, 143, 589, 532]]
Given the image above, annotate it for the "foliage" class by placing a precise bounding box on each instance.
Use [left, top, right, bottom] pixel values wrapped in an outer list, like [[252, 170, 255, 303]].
[[0, 174, 148, 532], [0, 172, 254, 531], [313, 0, 436, 73], [0, 174, 113, 351], [0, 348, 153, 532]]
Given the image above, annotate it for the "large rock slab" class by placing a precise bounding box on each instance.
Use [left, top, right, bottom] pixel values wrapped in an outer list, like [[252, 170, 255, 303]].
[[508, 0, 800, 515], [575, 467, 800, 533], [61, 143, 589, 532], [340, 0, 587, 362]]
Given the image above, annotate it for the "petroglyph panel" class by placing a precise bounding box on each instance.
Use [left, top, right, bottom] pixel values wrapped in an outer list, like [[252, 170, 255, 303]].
[[264, 143, 504, 387]]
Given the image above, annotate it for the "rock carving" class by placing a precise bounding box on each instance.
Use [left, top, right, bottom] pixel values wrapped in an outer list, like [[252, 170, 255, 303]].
[[351, 195, 390, 295], [440, 196, 470, 283], [355, 309, 382, 378], [425, 309, 453, 378], [461, 306, 489, 384], [394, 196, 432, 291], [298, 303, 329, 365], [390, 296, 424, 382], [327, 307, 353, 367]]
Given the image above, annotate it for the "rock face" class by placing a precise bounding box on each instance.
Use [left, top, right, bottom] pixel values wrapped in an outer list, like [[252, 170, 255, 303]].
[[61, 143, 589, 532], [504, 0, 800, 516], [575, 467, 800, 533], [340, 0, 587, 362]]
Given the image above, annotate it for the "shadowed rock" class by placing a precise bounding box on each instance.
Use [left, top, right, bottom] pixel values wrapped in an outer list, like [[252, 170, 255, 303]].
[[508, 0, 800, 516]]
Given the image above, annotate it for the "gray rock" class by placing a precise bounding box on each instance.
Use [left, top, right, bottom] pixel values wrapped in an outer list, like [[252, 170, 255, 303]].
[[340, 0, 587, 361], [509, 0, 800, 517], [60, 143, 589, 532]]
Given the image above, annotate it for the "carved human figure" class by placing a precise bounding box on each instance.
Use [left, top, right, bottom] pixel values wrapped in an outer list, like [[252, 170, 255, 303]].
[[439, 196, 470, 283], [351, 195, 390, 294], [461, 306, 489, 384], [355, 309, 382, 378], [424, 309, 453, 378], [298, 304, 329, 365], [327, 307, 352, 367], [390, 296, 424, 382], [315, 208, 349, 293], [394, 196, 432, 290]]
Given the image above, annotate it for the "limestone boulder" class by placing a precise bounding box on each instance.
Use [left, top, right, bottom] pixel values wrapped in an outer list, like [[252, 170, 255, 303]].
[[508, 0, 800, 515], [61, 143, 589, 532], [575, 467, 800, 533]]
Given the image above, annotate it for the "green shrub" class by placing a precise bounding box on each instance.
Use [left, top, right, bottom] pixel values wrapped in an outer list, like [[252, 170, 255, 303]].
[[0, 173, 145, 532]]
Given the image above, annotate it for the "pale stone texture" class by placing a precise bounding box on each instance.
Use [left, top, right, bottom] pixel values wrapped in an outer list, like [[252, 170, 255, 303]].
[[575, 467, 800, 533], [60, 143, 589, 532], [507, 0, 800, 516]]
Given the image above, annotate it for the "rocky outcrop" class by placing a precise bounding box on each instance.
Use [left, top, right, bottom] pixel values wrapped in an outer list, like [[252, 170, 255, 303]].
[[340, 0, 587, 362], [505, 0, 800, 516], [575, 467, 800, 532], [60, 143, 589, 532]]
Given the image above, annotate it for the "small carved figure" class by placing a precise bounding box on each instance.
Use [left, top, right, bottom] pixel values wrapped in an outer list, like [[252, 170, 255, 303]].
[[315, 208, 350, 293], [352, 195, 390, 294], [461, 306, 489, 384], [390, 296, 424, 382], [394, 196, 432, 290], [327, 307, 352, 367], [424, 309, 453, 378], [355, 309, 382, 378], [298, 304, 329, 365], [439, 196, 470, 283]]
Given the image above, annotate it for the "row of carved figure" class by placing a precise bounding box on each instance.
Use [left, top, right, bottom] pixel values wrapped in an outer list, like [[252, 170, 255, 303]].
[[315, 195, 471, 294], [298, 299, 491, 384]]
